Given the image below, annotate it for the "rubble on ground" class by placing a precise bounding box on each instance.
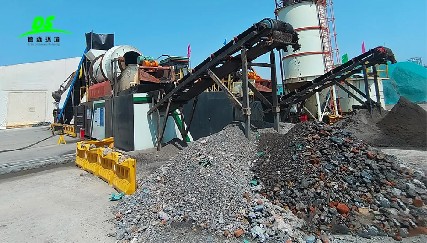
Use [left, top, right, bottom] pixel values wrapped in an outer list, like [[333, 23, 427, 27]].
[[113, 100, 427, 242], [114, 124, 304, 242], [253, 121, 427, 240]]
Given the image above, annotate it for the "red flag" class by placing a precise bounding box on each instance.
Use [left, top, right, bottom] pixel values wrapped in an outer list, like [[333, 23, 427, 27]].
[[362, 41, 366, 54], [187, 44, 191, 58]]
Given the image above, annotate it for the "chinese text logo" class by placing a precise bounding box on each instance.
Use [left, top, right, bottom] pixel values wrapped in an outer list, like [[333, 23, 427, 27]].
[[20, 16, 71, 46]]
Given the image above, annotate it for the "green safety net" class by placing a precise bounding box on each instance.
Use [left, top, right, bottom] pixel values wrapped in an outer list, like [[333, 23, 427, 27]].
[[383, 62, 427, 104]]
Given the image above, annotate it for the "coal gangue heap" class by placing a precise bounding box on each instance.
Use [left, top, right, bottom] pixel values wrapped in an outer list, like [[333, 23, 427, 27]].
[[254, 122, 427, 238]]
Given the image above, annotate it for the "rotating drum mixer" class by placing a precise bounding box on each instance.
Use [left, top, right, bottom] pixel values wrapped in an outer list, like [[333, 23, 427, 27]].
[[88, 45, 141, 84]]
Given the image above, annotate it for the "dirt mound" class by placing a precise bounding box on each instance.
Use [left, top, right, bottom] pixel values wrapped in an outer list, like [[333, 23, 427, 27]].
[[377, 97, 427, 149], [337, 97, 427, 150]]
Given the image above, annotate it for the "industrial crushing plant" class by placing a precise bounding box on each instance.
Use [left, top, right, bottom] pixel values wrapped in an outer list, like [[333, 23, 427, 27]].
[[53, 0, 397, 152]]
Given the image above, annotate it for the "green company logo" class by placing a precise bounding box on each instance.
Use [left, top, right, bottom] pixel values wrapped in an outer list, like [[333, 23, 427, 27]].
[[20, 16, 71, 37]]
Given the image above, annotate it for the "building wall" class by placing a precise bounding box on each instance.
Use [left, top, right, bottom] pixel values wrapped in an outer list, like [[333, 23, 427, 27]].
[[0, 57, 80, 128]]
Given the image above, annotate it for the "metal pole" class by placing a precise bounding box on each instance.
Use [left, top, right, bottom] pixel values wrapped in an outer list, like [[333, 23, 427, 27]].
[[154, 92, 161, 150], [331, 85, 339, 116], [241, 47, 250, 139], [157, 98, 172, 151], [362, 64, 372, 113], [248, 82, 272, 107], [270, 51, 280, 132], [208, 69, 243, 109], [372, 65, 382, 114], [183, 97, 198, 138], [278, 51, 285, 87], [315, 91, 322, 121]]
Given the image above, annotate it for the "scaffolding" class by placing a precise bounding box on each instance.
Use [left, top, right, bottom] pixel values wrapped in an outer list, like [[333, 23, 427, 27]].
[[316, 0, 340, 72]]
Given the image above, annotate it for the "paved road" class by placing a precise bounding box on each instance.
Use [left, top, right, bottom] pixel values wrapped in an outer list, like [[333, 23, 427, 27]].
[[0, 126, 79, 174], [0, 127, 118, 242], [0, 167, 117, 243]]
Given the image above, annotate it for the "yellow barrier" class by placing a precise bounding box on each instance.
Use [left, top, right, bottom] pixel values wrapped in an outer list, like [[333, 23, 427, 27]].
[[113, 156, 136, 195], [86, 148, 100, 175], [75, 138, 136, 195], [76, 143, 90, 168], [83, 137, 114, 148], [98, 151, 117, 185], [63, 124, 77, 137]]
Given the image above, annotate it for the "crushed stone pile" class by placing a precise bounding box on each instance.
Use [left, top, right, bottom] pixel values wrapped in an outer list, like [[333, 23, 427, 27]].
[[253, 122, 427, 240], [114, 124, 304, 242], [338, 97, 427, 150]]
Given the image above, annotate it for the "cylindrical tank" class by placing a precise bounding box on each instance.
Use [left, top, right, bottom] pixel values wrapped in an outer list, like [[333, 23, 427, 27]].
[[277, 0, 326, 84], [276, 0, 329, 119], [90, 45, 141, 83]]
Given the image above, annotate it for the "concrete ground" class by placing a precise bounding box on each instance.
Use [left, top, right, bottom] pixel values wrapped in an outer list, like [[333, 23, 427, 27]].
[[0, 166, 117, 243], [0, 126, 79, 174], [381, 148, 427, 172], [380, 103, 427, 172], [0, 126, 118, 243]]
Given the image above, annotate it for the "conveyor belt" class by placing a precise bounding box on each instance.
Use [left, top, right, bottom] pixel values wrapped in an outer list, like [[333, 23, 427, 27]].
[[148, 18, 300, 114], [280, 46, 397, 108]]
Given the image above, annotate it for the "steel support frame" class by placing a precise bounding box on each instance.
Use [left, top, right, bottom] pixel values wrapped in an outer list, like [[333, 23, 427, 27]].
[[147, 31, 258, 115], [154, 94, 197, 151], [362, 64, 373, 113], [150, 42, 284, 147], [206, 47, 279, 138], [156, 98, 172, 151], [342, 80, 368, 98], [249, 63, 273, 68], [248, 82, 272, 108], [207, 69, 243, 109], [340, 79, 380, 109], [372, 65, 382, 113], [270, 51, 280, 131], [280, 47, 395, 112], [335, 82, 366, 105], [181, 96, 199, 138], [281, 48, 388, 107], [241, 47, 251, 139]]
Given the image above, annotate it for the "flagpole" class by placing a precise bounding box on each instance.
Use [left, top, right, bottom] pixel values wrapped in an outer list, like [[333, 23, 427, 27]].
[[187, 43, 191, 71]]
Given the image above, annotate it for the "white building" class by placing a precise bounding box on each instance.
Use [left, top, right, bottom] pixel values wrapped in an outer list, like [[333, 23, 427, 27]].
[[0, 57, 80, 128]]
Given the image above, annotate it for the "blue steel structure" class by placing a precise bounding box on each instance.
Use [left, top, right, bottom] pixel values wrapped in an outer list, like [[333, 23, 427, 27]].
[[56, 49, 88, 122]]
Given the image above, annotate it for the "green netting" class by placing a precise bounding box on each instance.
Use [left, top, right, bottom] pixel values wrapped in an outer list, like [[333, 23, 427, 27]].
[[383, 62, 427, 105]]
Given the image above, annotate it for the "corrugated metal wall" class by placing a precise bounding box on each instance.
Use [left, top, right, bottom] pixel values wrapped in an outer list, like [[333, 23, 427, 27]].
[[183, 92, 234, 140]]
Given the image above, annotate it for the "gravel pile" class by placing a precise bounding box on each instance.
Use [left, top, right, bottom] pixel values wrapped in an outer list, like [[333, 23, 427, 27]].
[[114, 124, 304, 242], [253, 121, 427, 240]]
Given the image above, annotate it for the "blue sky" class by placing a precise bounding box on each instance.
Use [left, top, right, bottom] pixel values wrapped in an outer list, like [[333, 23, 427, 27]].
[[0, 0, 426, 71]]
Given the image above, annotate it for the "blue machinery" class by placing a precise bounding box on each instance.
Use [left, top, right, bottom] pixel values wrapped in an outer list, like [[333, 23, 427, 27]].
[[56, 49, 87, 123]]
